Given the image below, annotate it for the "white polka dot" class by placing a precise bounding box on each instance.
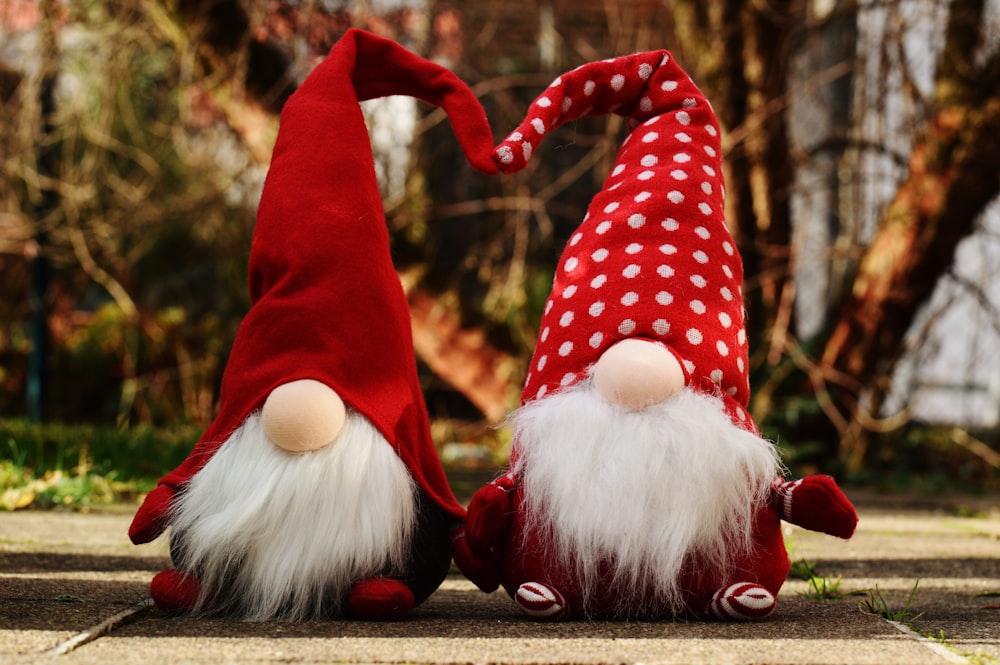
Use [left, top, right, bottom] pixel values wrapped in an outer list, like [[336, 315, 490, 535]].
[[719, 312, 732, 328], [737, 357, 745, 372], [536, 385, 548, 399], [589, 331, 604, 348], [596, 220, 612, 234], [562, 284, 578, 298], [667, 191, 685, 204], [559, 341, 574, 357], [625, 243, 643, 254], [611, 164, 626, 177], [701, 181, 713, 195], [676, 111, 691, 125], [682, 98, 697, 108], [638, 62, 653, 80], [690, 275, 707, 288], [670, 169, 688, 180], [623, 264, 641, 278], [704, 145, 717, 157], [687, 328, 703, 345], [592, 248, 609, 262], [674, 153, 691, 163], [655, 291, 673, 306], [562, 97, 573, 112], [510, 131, 524, 141], [637, 170, 655, 181], [537, 355, 548, 370], [675, 132, 692, 143], [621, 291, 639, 306], [661, 80, 678, 91], [695, 226, 711, 239], [722, 264, 733, 278], [703, 165, 717, 177], [642, 131, 659, 143], [569, 233, 584, 247], [705, 124, 718, 137], [497, 145, 514, 164], [738, 328, 747, 345], [537, 96, 552, 107], [683, 359, 695, 374], [584, 80, 596, 96], [618, 319, 636, 335], [634, 191, 652, 203], [639, 96, 653, 113], [531, 118, 546, 134], [657, 264, 675, 278], [522, 141, 533, 160], [589, 301, 605, 317], [544, 300, 554, 314], [560, 372, 576, 386], [723, 241, 734, 256], [693, 250, 709, 264], [604, 201, 620, 214], [717, 340, 729, 356], [611, 74, 625, 91], [590, 274, 607, 289], [690, 299, 706, 314], [559, 311, 575, 327], [564, 256, 579, 272], [540, 326, 550, 341], [659, 243, 677, 255], [710, 369, 723, 384], [653, 318, 670, 335], [641, 154, 658, 167], [699, 202, 713, 215], [662, 218, 679, 231], [721, 286, 734, 301]]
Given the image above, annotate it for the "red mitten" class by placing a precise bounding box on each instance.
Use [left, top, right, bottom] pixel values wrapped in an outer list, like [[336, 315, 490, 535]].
[[347, 577, 415, 620], [451, 525, 500, 593], [465, 473, 516, 558], [128, 484, 175, 544], [149, 569, 203, 614], [771, 475, 858, 539]]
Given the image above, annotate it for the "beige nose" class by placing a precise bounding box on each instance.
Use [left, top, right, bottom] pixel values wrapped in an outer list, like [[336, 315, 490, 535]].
[[261, 379, 347, 452], [591, 339, 686, 410]]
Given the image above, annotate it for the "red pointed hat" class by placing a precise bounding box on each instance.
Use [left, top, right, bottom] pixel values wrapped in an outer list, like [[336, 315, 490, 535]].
[[496, 51, 753, 430], [131, 29, 496, 543]]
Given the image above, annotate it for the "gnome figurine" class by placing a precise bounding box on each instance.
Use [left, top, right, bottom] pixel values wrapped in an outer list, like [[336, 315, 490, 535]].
[[453, 50, 858, 621], [128, 29, 498, 620]]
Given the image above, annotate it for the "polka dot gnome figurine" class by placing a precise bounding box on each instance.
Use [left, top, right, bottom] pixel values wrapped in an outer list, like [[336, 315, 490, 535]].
[[128, 29, 497, 621], [452, 50, 859, 621]]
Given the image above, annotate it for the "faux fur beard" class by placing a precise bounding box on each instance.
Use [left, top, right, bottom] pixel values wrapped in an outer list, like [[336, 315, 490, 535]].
[[169, 411, 417, 620], [512, 381, 781, 616]]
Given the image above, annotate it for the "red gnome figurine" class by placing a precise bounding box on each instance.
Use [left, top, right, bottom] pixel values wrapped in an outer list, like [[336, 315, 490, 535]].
[[453, 50, 858, 621], [128, 29, 497, 620]]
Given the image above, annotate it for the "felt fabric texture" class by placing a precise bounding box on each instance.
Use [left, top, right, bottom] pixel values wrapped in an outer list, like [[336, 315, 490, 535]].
[[130, 28, 496, 546], [495, 50, 752, 429]]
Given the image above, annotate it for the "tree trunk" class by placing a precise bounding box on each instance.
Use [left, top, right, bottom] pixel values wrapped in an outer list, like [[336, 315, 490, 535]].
[[822, 0, 1000, 464]]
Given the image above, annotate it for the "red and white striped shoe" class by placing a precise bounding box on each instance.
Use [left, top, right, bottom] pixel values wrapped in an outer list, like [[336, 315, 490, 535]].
[[515, 582, 570, 621], [706, 583, 776, 621]]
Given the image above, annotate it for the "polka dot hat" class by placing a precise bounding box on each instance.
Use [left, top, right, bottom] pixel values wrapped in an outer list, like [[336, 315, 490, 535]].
[[496, 50, 753, 430]]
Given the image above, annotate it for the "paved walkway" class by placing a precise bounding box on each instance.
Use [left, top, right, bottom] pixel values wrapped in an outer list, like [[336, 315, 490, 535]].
[[1, 491, 998, 664]]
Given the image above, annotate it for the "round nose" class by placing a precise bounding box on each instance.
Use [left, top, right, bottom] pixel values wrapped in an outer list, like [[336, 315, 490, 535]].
[[591, 339, 686, 410], [261, 379, 347, 452]]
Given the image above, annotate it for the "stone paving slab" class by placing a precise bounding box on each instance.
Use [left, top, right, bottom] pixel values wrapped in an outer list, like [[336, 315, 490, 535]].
[[1, 496, 997, 665]]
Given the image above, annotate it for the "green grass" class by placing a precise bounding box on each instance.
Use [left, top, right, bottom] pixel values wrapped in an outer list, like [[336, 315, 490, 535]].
[[791, 559, 846, 601], [859, 580, 923, 623], [0, 418, 198, 510]]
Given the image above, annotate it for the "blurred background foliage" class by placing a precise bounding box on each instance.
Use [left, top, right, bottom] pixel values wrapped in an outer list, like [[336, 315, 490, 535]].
[[1, 0, 999, 504]]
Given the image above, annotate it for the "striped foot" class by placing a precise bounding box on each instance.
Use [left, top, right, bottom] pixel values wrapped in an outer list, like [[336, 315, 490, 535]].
[[515, 582, 569, 621], [706, 583, 776, 621]]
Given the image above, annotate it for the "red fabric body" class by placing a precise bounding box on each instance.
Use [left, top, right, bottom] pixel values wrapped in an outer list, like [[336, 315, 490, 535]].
[[495, 51, 752, 429], [131, 29, 498, 542], [496, 484, 790, 619]]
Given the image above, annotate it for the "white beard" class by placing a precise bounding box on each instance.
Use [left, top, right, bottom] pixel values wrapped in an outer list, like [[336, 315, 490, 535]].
[[170, 411, 417, 620], [512, 381, 781, 615]]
